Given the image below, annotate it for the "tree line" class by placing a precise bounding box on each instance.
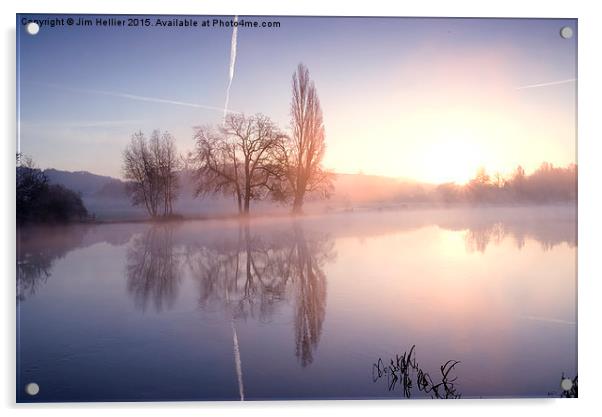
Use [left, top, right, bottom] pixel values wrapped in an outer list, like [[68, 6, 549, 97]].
[[122, 63, 333, 218], [435, 163, 577, 204], [16, 155, 88, 225]]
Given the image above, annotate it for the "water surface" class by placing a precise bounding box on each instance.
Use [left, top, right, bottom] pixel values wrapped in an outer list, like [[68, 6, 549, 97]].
[[16, 206, 577, 401]]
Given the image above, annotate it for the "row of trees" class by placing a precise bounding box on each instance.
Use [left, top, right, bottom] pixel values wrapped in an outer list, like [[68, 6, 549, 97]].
[[122, 63, 333, 218], [436, 163, 577, 204]]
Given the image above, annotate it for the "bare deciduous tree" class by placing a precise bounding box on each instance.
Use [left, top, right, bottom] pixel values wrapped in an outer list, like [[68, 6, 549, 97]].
[[192, 113, 284, 215], [153, 131, 180, 216], [273, 63, 333, 213], [123, 130, 180, 218]]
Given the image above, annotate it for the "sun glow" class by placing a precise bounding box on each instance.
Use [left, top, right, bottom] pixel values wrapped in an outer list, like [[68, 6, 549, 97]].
[[320, 42, 575, 186], [418, 138, 484, 185]]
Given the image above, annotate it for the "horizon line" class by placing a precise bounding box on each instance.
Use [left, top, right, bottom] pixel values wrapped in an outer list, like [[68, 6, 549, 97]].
[[27, 162, 578, 186]]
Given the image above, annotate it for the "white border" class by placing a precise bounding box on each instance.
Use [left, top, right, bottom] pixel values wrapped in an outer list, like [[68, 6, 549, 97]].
[[2, 1, 601, 416]]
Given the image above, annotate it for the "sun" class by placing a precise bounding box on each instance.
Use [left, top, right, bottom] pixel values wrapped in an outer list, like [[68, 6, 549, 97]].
[[419, 139, 483, 185]]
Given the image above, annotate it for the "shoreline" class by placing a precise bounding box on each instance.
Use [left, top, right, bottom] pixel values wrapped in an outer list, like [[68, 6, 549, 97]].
[[17, 201, 577, 228]]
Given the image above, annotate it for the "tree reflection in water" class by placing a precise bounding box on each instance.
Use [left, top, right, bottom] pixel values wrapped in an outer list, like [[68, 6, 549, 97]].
[[292, 226, 331, 367], [123, 221, 335, 367], [186, 223, 335, 367], [464, 222, 506, 253], [17, 225, 88, 301], [126, 225, 182, 313], [461, 219, 576, 254]]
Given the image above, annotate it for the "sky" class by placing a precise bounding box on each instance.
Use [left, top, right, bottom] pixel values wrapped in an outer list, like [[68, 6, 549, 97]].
[[17, 15, 577, 184]]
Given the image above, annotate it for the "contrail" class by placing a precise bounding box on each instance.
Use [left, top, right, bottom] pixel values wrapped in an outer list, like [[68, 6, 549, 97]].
[[37, 82, 233, 114], [515, 78, 576, 90], [95, 91, 227, 112], [223, 15, 239, 122], [522, 315, 576, 325], [22, 119, 147, 129], [225, 283, 244, 401], [231, 319, 245, 401]]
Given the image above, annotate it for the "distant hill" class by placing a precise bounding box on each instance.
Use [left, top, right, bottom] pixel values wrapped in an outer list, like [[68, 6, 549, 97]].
[[94, 179, 129, 199], [42, 168, 434, 204], [90, 170, 199, 200], [44, 169, 117, 196]]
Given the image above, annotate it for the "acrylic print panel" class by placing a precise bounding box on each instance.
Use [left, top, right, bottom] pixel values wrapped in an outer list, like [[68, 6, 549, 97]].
[[16, 14, 577, 402]]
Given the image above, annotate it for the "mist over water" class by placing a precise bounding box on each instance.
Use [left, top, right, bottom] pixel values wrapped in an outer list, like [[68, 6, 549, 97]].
[[17, 205, 576, 401]]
